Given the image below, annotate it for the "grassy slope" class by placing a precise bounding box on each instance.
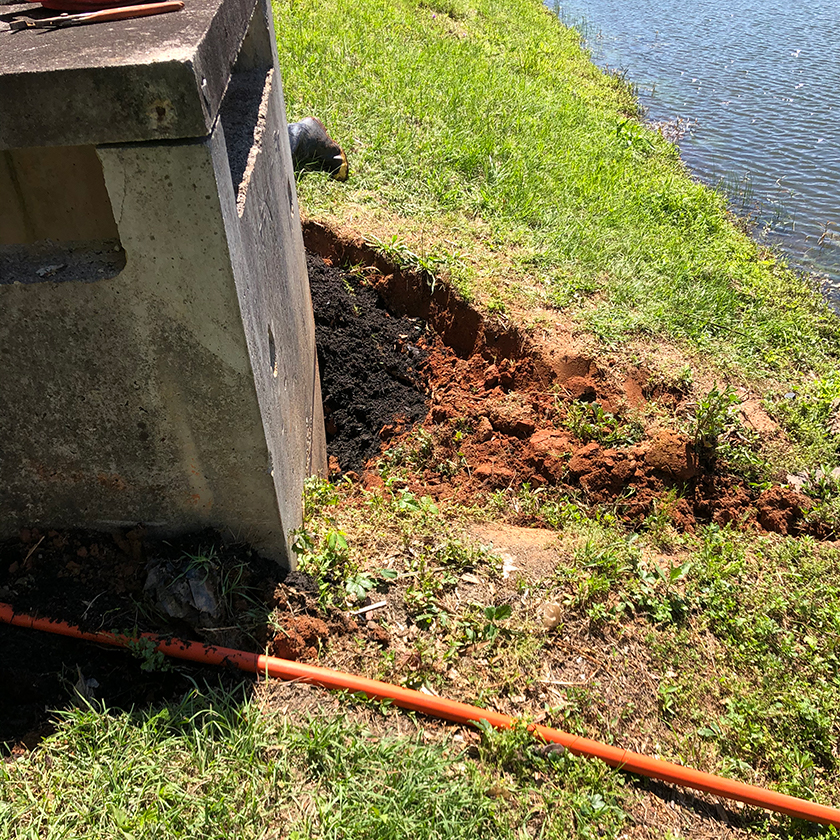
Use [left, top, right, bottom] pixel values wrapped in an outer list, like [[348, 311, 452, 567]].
[[275, 0, 840, 468], [274, 0, 840, 829]]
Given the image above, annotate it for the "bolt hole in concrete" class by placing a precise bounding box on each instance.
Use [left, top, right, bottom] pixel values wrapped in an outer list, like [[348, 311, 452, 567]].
[[268, 324, 277, 378]]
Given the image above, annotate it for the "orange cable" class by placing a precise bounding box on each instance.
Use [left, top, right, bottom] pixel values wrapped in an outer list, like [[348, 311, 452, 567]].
[[2, 602, 838, 827]]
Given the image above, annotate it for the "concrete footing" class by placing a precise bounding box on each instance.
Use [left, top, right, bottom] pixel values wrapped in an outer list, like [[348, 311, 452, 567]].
[[0, 0, 326, 565]]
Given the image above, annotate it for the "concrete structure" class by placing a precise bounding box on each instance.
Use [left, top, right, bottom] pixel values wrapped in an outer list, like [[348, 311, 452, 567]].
[[0, 0, 326, 565]]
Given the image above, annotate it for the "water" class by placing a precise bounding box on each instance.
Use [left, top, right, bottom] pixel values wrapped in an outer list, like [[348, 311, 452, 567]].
[[549, 0, 840, 310]]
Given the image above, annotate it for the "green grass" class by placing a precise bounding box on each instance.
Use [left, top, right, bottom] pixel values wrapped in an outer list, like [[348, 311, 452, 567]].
[[1, 685, 631, 840], [274, 0, 840, 396], [289, 478, 840, 836]]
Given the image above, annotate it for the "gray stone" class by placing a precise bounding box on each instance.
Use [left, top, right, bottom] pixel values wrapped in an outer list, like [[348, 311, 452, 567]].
[[0, 0, 326, 565]]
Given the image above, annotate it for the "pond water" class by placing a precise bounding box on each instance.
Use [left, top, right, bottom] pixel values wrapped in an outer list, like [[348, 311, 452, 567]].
[[549, 0, 840, 310]]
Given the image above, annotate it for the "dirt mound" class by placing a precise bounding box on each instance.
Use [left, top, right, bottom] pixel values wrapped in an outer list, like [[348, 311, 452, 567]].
[[308, 253, 429, 473]]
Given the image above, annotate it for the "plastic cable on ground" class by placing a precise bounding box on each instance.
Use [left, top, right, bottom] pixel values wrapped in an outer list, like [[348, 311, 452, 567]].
[[2, 602, 838, 828]]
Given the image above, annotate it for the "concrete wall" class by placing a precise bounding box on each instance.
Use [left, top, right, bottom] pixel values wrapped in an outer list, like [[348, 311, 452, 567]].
[[0, 146, 119, 245]]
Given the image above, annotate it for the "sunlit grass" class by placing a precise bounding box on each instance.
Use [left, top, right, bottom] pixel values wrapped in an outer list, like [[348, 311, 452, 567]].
[[0, 686, 629, 840], [274, 0, 840, 399]]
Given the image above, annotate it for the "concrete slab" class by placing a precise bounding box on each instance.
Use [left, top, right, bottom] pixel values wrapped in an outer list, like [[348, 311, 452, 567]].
[[0, 0, 255, 148]]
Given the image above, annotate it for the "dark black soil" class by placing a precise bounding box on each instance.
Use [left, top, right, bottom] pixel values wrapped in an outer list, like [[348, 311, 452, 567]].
[[0, 528, 278, 750], [0, 624, 215, 749], [308, 253, 430, 473]]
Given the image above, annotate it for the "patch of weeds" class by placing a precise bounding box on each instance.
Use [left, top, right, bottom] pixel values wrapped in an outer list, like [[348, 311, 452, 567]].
[[288, 715, 507, 839], [775, 369, 840, 465], [474, 717, 536, 775], [548, 271, 599, 308], [632, 556, 693, 624], [490, 483, 613, 531], [801, 465, 840, 537], [292, 526, 355, 609], [367, 234, 464, 296], [431, 536, 501, 575], [294, 476, 402, 608], [391, 485, 440, 517], [404, 555, 457, 628], [615, 118, 654, 158], [690, 382, 741, 463], [655, 528, 840, 799], [474, 720, 629, 839], [181, 548, 254, 621], [417, 0, 472, 21], [657, 681, 682, 717], [563, 401, 644, 447], [399, 636, 448, 689], [302, 474, 341, 521], [641, 490, 689, 549], [3, 688, 530, 840], [404, 537, 500, 629], [716, 426, 772, 488], [557, 530, 638, 615], [123, 634, 172, 673], [381, 427, 467, 479], [687, 383, 770, 483], [556, 526, 696, 626], [345, 567, 398, 600], [486, 294, 508, 316], [452, 603, 512, 652]]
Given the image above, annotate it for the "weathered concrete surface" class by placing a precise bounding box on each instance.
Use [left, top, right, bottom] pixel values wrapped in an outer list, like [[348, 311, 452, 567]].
[[0, 0, 326, 564], [0, 0, 256, 149]]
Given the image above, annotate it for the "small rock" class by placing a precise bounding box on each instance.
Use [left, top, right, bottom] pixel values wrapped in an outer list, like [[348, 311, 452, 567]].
[[534, 742, 566, 759], [756, 486, 812, 535], [567, 442, 602, 477], [366, 620, 390, 647], [563, 376, 596, 400], [541, 603, 563, 630], [36, 264, 66, 278], [474, 463, 516, 485]]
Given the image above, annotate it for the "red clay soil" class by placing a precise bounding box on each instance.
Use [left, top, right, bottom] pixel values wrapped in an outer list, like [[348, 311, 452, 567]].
[[304, 221, 815, 537]]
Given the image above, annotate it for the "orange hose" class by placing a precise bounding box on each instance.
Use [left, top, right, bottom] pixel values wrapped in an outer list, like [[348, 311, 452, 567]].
[[2, 602, 838, 827]]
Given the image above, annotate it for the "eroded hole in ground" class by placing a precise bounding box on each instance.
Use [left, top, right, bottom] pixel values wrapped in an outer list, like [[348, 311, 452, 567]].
[[307, 224, 820, 539]]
